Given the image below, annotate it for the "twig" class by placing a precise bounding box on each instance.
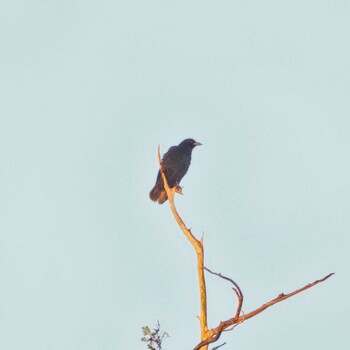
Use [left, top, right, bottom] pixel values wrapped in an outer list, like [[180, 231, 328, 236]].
[[204, 267, 243, 319]]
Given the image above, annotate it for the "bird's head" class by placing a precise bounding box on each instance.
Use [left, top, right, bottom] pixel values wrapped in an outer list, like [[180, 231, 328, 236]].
[[179, 138, 202, 149]]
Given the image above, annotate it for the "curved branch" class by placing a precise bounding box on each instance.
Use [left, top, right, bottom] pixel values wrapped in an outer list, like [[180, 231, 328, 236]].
[[204, 267, 243, 320], [157, 147, 211, 345]]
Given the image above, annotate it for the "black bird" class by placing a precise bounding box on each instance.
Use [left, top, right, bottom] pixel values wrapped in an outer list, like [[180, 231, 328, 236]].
[[150, 138, 202, 204]]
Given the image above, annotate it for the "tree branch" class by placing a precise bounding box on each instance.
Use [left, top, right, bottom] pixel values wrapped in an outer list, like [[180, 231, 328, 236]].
[[157, 147, 211, 348], [194, 273, 334, 350], [155, 146, 334, 350]]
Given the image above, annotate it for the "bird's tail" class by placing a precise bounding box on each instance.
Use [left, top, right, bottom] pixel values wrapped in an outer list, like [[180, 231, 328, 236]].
[[149, 184, 168, 204]]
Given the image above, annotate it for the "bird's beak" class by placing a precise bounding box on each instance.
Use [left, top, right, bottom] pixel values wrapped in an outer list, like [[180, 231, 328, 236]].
[[194, 141, 202, 146]]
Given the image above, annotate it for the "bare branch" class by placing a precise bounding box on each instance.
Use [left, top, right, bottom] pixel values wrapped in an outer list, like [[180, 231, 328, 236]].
[[204, 267, 243, 319], [155, 146, 334, 350], [157, 147, 211, 347], [211, 342, 226, 350], [194, 273, 334, 350], [238, 273, 334, 322]]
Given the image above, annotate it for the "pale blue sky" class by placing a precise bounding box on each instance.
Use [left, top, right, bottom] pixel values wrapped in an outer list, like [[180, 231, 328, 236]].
[[0, 1, 349, 349]]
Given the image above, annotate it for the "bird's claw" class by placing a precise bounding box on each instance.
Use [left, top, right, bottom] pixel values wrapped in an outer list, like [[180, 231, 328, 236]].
[[174, 184, 183, 195]]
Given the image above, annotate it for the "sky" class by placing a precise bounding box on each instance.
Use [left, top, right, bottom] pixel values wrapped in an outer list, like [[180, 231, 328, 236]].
[[0, 1, 349, 349]]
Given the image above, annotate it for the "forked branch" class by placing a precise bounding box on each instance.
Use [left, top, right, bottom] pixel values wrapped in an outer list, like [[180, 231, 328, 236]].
[[194, 272, 334, 350], [156, 146, 334, 350]]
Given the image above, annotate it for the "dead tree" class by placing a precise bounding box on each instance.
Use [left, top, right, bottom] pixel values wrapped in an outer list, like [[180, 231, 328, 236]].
[[156, 146, 333, 350]]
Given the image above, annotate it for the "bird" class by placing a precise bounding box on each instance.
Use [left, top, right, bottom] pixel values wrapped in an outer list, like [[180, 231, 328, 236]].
[[149, 138, 202, 204]]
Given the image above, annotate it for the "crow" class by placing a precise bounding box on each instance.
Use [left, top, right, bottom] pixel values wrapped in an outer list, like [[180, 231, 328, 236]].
[[149, 138, 202, 204]]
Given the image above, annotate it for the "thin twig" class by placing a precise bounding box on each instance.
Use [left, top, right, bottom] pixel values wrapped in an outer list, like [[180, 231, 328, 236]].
[[204, 267, 243, 319], [211, 342, 226, 350]]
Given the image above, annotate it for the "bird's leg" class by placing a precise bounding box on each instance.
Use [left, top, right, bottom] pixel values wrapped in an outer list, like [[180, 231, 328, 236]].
[[174, 182, 183, 195]]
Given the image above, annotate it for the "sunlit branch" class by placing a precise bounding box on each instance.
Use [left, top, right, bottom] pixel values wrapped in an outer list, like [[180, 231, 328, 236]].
[[155, 146, 334, 350], [194, 273, 334, 350], [157, 147, 211, 348]]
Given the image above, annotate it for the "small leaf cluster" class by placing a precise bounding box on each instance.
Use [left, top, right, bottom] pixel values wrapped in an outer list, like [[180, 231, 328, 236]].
[[141, 321, 169, 350]]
